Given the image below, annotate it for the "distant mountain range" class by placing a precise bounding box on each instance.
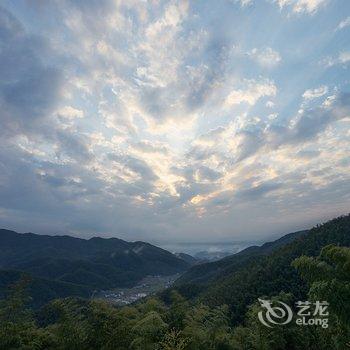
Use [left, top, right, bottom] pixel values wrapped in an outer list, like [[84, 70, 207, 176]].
[[0, 229, 190, 307], [2, 215, 349, 311], [192, 250, 236, 262]]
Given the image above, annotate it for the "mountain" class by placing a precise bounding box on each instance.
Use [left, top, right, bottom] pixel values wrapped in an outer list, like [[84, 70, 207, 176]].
[[175, 252, 200, 265], [168, 215, 350, 323], [1, 215, 349, 349], [193, 250, 234, 262], [0, 229, 190, 306], [175, 229, 307, 286], [0, 269, 91, 308]]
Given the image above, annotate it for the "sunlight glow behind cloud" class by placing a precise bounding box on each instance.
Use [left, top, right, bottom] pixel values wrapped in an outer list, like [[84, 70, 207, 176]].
[[0, 0, 349, 243]]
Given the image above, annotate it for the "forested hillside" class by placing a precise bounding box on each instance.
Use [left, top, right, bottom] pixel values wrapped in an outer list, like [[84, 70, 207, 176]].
[[0, 215, 349, 349], [175, 229, 307, 286], [1, 236, 349, 348], [170, 215, 350, 324], [0, 229, 189, 307]]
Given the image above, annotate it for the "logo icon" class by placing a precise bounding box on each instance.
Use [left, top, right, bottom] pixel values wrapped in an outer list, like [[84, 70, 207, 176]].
[[258, 298, 293, 328]]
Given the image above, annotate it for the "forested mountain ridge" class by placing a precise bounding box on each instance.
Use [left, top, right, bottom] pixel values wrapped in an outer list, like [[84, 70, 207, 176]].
[[0, 235, 350, 350], [0, 229, 187, 271], [170, 215, 350, 324], [0, 229, 190, 306], [175, 229, 307, 286], [1, 216, 349, 349], [0, 269, 91, 308]]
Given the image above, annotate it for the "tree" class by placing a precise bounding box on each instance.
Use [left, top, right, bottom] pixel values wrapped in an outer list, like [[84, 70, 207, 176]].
[[0, 276, 56, 350], [293, 245, 350, 349], [159, 329, 188, 350], [183, 304, 232, 350], [49, 298, 91, 350], [131, 311, 168, 349], [166, 291, 189, 329]]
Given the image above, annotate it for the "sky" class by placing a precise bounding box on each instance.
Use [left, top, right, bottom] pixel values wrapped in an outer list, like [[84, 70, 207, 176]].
[[0, 0, 349, 246]]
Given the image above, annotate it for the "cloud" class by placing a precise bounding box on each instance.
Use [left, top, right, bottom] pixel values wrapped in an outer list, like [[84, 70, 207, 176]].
[[0, 6, 63, 136], [296, 149, 320, 159], [57, 106, 84, 120], [335, 16, 350, 31], [54, 130, 93, 163], [339, 52, 350, 64], [235, 181, 282, 200], [248, 47, 282, 68], [234, 0, 254, 6], [130, 140, 169, 156], [225, 79, 277, 108], [322, 51, 350, 67], [194, 166, 222, 182], [289, 92, 350, 142], [275, 0, 328, 14], [0, 0, 349, 243], [224, 92, 350, 163], [235, 130, 264, 161], [302, 86, 328, 100]]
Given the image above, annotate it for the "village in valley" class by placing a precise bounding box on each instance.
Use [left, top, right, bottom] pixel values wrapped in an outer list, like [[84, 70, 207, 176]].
[[93, 274, 180, 305]]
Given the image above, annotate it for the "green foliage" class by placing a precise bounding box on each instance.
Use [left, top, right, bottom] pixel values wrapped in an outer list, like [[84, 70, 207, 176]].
[[0, 216, 349, 349], [165, 291, 190, 329], [228, 292, 331, 350], [131, 311, 168, 349], [137, 297, 166, 315], [0, 228, 189, 308], [159, 329, 189, 350], [173, 215, 350, 325], [0, 276, 57, 350], [230, 296, 336, 350], [293, 245, 350, 348], [183, 304, 233, 350]]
